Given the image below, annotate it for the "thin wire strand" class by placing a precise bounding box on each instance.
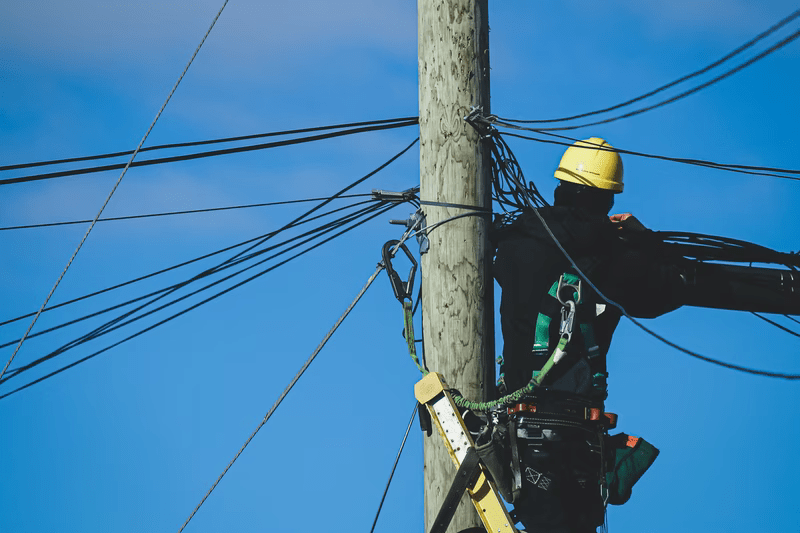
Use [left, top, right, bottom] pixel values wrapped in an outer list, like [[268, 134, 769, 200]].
[[0, 194, 372, 231], [0, 0, 230, 384], [369, 403, 417, 533], [176, 264, 385, 533]]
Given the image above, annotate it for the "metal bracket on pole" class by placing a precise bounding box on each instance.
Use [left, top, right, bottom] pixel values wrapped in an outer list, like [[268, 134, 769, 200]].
[[415, 373, 518, 533]]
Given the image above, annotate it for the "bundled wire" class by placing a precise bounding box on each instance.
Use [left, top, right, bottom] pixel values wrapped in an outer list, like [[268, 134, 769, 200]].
[[467, 115, 800, 380]]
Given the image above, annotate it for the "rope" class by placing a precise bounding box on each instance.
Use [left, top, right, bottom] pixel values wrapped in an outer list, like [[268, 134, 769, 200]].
[[0, 0, 229, 385], [176, 264, 384, 532]]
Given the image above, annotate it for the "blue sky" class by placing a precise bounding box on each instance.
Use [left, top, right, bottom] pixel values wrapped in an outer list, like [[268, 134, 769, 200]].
[[2, 2, 799, 532]]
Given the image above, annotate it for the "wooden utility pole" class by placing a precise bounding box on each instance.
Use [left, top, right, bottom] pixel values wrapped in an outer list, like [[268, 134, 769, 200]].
[[418, 0, 493, 531]]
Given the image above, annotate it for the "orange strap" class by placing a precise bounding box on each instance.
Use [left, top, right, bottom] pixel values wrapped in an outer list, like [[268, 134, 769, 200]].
[[626, 435, 640, 448]]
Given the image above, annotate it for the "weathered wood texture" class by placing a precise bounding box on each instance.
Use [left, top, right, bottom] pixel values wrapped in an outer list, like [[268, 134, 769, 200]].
[[418, 0, 493, 531]]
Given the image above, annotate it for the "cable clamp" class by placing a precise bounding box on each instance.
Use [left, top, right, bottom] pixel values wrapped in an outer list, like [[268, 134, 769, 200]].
[[464, 106, 497, 139], [372, 186, 419, 203], [390, 210, 429, 255]]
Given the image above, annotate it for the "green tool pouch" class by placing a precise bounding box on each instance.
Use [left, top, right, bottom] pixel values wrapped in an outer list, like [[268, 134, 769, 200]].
[[604, 433, 659, 505]]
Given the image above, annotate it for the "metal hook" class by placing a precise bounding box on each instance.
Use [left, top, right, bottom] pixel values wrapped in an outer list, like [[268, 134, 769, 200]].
[[382, 240, 418, 303]]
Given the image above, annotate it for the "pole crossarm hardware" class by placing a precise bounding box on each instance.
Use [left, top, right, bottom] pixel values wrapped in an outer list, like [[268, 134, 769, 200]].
[[415, 373, 518, 533]]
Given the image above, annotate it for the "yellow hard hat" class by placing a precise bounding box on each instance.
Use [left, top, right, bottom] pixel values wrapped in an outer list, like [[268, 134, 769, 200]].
[[554, 137, 624, 193]]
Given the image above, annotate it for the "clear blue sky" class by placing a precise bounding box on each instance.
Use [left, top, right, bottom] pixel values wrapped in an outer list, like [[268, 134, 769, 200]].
[[2, 2, 799, 532]]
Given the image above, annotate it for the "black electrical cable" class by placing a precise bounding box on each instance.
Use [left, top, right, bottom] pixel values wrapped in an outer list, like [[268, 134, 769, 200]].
[[0, 120, 418, 186], [751, 312, 800, 339], [0, 118, 418, 172], [0, 194, 373, 231], [0, 199, 379, 349], [1, 200, 396, 382], [497, 130, 800, 182], [498, 27, 800, 132], [498, 8, 800, 125], [0, 201, 401, 400], [0, 138, 418, 329]]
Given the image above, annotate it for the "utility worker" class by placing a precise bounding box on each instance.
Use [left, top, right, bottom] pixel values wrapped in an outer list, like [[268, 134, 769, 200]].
[[492, 138, 687, 533]]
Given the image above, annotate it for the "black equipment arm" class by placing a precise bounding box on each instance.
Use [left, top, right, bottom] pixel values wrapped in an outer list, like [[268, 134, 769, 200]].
[[683, 262, 800, 314]]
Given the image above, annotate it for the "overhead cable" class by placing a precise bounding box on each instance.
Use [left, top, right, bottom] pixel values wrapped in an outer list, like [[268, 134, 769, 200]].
[[0, 120, 418, 186], [0, 201, 401, 399], [0, 194, 373, 231], [0, 0, 230, 384], [0, 118, 418, 172], [498, 8, 800, 125], [497, 129, 800, 182]]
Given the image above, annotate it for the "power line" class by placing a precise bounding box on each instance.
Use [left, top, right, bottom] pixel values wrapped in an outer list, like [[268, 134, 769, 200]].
[[499, 27, 800, 131], [0, 0, 230, 385], [0, 202, 401, 397], [496, 129, 800, 182], [498, 8, 800, 125], [0, 120, 418, 186], [0, 118, 418, 172], [176, 261, 386, 533], [0, 194, 373, 231]]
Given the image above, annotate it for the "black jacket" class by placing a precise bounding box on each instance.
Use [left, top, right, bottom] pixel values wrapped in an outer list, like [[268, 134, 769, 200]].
[[493, 207, 687, 396]]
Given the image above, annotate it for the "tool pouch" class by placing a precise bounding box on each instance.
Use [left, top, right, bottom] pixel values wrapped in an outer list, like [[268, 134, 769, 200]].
[[475, 424, 517, 503], [604, 433, 659, 505]]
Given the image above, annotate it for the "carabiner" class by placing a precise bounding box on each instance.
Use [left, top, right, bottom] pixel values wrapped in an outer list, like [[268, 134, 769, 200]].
[[559, 300, 576, 343], [382, 240, 418, 303]]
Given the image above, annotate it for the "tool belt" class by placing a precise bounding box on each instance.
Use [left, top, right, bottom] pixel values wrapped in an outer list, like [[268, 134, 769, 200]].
[[507, 402, 618, 430]]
